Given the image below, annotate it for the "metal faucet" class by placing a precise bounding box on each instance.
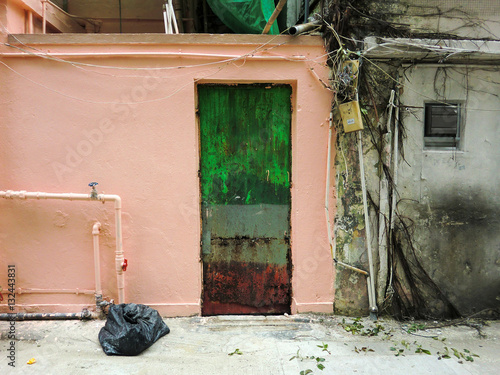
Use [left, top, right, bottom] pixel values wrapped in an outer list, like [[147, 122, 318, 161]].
[[89, 182, 99, 199]]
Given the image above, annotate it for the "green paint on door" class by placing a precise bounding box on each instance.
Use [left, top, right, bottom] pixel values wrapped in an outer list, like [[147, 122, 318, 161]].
[[198, 84, 292, 315], [199, 84, 291, 205]]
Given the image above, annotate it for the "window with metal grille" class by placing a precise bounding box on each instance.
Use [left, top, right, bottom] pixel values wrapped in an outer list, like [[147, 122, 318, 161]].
[[424, 102, 461, 148]]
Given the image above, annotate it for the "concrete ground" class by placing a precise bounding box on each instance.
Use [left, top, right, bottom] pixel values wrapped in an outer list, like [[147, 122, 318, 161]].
[[1, 314, 499, 375]]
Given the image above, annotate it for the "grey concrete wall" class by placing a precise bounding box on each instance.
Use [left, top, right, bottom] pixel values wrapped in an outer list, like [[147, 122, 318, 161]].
[[377, 0, 500, 39], [330, 0, 500, 318], [396, 65, 500, 315], [402, 0, 500, 39]]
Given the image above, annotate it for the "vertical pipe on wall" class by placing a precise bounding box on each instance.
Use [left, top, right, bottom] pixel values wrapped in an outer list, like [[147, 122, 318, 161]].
[[163, 2, 172, 34], [170, 0, 179, 34], [42, 0, 46, 34], [377, 90, 395, 304], [92, 222, 102, 297], [113, 196, 125, 304], [164, 2, 179, 34], [357, 131, 378, 319], [387, 72, 401, 290], [325, 112, 334, 258], [390, 79, 400, 234]]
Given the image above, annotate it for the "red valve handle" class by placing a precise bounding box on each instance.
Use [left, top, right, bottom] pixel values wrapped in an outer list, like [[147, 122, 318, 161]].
[[122, 259, 128, 271]]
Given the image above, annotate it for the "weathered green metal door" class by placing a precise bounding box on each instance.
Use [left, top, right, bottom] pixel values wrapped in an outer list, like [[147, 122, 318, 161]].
[[198, 83, 292, 315]]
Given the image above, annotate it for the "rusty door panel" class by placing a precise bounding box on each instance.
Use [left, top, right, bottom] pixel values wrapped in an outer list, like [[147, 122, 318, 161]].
[[198, 84, 292, 315]]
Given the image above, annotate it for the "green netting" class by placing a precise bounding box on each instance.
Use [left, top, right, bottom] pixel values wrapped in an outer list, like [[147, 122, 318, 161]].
[[207, 0, 279, 35]]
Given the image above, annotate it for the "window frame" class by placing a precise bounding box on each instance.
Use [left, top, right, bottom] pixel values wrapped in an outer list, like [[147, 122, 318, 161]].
[[424, 101, 463, 150]]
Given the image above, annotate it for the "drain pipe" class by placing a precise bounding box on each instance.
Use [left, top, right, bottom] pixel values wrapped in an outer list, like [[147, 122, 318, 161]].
[[387, 72, 401, 290], [92, 221, 106, 312], [289, 20, 321, 35], [0, 309, 93, 321], [358, 132, 378, 319], [325, 112, 334, 258], [93, 222, 102, 296], [0, 185, 126, 304]]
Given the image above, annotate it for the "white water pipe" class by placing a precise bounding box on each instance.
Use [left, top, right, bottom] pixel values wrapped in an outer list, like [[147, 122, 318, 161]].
[[387, 75, 401, 290], [390, 84, 400, 234], [325, 112, 334, 258], [0, 190, 125, 304], [92, 222, 102, 296], [170, 0, 179, 34], [377, 90, 395, 304], [163, 2, 171, 34], [357, 132, 378, 318], [16, 288, 94, 295]]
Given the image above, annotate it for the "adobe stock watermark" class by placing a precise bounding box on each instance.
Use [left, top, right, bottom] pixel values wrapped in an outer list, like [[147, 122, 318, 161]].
[[6, 265, 16, 368], [51, 68, 164, 183]]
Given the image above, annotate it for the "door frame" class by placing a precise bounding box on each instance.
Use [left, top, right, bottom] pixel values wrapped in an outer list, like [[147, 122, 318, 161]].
[[195, 80, 297, 314]]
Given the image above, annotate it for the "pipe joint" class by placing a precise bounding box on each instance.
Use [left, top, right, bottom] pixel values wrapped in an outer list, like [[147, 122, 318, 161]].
[[115, 257, 125, 274], [113, 195, 122, 209], [96, 194, 121, 208], [96, 295, 112, 310], [92, 222, 101, 235]]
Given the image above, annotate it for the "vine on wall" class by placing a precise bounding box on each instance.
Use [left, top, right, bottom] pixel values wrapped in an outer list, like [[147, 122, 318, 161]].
[[316, 0, 474, 319]]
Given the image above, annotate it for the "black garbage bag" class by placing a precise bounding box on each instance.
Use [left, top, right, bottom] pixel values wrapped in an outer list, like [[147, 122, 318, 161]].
[[98, 303, 170, 356]]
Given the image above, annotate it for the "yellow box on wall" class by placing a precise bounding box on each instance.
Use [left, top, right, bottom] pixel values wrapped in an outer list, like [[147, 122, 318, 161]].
[[339, 100, 364, 133]]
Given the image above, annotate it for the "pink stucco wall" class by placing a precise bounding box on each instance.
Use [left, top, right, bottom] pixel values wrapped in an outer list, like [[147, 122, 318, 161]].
[[1, 0, 26, 35], [0, 32, 334, 316]]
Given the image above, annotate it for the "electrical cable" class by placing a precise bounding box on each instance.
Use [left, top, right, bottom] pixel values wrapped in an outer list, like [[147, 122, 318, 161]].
[[0, 20, 304, 72], [2, 19, 498, 111], [0, 60, 223, 104], [361, 55, 500, 112]]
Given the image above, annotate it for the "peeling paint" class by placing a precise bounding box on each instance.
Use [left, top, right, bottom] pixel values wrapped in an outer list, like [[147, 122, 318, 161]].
[[333, 122, 371, 314], [199, 84, 292, 315]]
